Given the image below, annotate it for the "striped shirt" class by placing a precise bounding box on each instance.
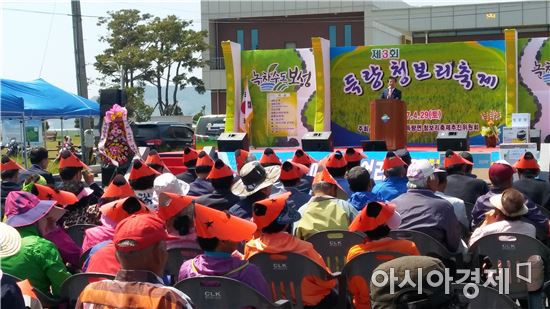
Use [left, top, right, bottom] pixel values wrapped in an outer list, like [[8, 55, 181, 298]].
[[76, 269, 193, 309]]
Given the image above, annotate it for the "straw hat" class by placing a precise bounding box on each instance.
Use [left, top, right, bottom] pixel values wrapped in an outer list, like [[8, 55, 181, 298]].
[[0, 222, 22, 258], [231, 161, 281, 197]]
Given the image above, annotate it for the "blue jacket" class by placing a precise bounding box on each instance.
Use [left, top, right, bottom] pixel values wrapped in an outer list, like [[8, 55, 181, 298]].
[[348, 191, 380, 211], [372, 176, 408, 201]]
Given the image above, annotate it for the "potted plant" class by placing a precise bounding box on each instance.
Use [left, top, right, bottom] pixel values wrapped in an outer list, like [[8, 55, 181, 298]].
[[480, 110, 501, 147]]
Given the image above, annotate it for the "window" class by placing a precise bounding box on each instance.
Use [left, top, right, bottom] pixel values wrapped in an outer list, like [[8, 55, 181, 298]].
[[237, 29, 244, 47], [344, 24, 352, 46], [329, 25, 337, 47], [285, 41, 297, 49], [251, 29, 258, 50]]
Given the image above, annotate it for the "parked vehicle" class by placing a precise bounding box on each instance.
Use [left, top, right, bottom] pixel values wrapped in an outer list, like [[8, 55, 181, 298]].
[[133, 122, 194, 152], [194, 114, 225, 149]]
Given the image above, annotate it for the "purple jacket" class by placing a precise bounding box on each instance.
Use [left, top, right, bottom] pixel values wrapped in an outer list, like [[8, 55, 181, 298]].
[[179, 253, 272, 300], [188, 178, 215, 197], [44, 226, 82, 267]]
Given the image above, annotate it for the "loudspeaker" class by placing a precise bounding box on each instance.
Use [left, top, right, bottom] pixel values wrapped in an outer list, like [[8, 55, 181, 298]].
[[361, 140, 388, 151], [217, 133, 249, 152], [530, 129, 541, 150], [301, 132, 333, 151], [436, 131, 469, 151], [99, 89, 126, 128]]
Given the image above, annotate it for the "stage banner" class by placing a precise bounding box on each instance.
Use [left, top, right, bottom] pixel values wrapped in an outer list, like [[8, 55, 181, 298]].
[[518, 37, 550, 142], [330, 41, 506, 146], [239, 48, 318, 146]]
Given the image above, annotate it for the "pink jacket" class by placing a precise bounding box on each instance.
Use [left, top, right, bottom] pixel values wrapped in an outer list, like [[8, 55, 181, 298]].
[[81, 217, 116, 253]]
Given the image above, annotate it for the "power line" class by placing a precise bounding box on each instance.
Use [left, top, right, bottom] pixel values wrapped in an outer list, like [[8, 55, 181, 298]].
[[39, 3, 57, 77], [2, 7, 102, 18]]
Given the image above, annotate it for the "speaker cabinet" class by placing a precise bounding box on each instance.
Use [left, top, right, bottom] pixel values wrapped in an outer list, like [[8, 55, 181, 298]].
[[436, 131, 469, 151], [99, 89, 126, 128], [361, 140, 388, 151], [217, 133, 249, 152], [301, 132, 333, 151]]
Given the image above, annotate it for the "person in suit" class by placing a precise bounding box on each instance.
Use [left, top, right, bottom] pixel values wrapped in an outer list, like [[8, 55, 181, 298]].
[[380, 76, 402, 100]]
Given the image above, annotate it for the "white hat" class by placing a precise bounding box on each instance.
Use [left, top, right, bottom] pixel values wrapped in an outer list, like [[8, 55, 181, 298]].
[[489, 193, 528, 217], [0, 222, 22, 258], [152, 173, 191, 205], [407, 159, 435, 181], [231, 161, 281, 197]]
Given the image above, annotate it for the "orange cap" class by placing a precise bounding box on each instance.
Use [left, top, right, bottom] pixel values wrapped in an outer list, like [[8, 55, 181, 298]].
[[99, 196, 149, 223], [196, 151, 214, 168], [382, 152, 407, 170], [194, 203, 257, 242], [34, 184, 78, 206], [102, 175, 135, 199], [260, 148, 282, 166], [129, 159, 161, 181], [145, 151, 167, 168], [443, 151, 473, 169], [1, 158, 23, 172], [207, 159, 234, 180], [349, 201, 401, 232], [345, 148, 367, 163], [280, 161, 309, 181], [514, 152, 540, 170], [291, 149, 316, 166], [59, 152, 88, 169], [252, 192, 297, 230], [183, 147, 199, 165], [235, 149, 249, 171], [156, 192, 196, 221], [323, 151, 347, 169]]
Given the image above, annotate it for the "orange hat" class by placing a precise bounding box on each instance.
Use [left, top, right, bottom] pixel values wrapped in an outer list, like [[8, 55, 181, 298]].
[[349, 201, 401, 232], [34, 184, 78, 206], [260, 148, 282, 166], [235, 149, 250, 171], [280, 161, 309, 181], [100, 196, 149, 223], [183, 147, 199, 165], [196, 151, 214, 168], [129, 159, 161, 181], [1, 158, 23, 172], [252, 192, 300, 230], [443, 150, 473, 169], [207, 159, 234, 180], [313, 169, 339, 186], [59, 152, 88, 169], [291, 149, 316, 167], [323, 151, 347, 169], [194, 203, 256, 242], [102, 174, 135, 199], [382, 152, 407, 170], [514, 152, 540, 170], [156, 192, 196, 221], [145, 150, 167, 168], [345, 148, 367, 163]]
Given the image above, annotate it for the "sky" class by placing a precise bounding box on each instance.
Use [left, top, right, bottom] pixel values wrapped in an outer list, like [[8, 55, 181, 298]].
[[1, 0, 530, 101]]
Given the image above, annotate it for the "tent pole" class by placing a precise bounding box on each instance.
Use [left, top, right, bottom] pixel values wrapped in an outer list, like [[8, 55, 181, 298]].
[[61, 118, 64, 141], [22, 118, 28, 168]]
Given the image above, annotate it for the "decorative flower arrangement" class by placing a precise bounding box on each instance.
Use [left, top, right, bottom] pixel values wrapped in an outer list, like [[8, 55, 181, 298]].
[[98, 104, 138, 166], [480, 110, 501, 147]]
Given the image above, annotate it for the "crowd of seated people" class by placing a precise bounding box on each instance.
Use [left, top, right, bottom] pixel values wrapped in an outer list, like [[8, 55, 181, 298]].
[[1, 145, 550, 309]]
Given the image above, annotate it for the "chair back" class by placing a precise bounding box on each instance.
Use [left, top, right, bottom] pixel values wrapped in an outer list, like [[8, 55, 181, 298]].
[[305, 230, 364, 272], [59, 272, 115, 306], [339, 251, 407, 308], [66, 224, 97, 247], [174, 276, 290, 309], [165, 248, 203, 284], [3, 273, 62, 308], [79, 248, 92, 269], [249, 252, 334, 309], [388, 229, 461, 266], [451, 283, 521, 308], [468, 233, 550, 300]]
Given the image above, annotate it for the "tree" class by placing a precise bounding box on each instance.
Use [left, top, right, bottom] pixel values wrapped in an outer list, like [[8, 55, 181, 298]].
[[95, 10, 209, 117], [125, 87, 153, 122], [192, 105, 206, 124]]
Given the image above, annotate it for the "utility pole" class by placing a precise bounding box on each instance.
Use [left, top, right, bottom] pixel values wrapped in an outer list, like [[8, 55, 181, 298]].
[[71, 0, 91, 164]]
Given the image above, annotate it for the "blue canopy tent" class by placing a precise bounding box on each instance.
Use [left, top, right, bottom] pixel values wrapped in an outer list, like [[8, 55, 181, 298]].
[[1, 78, 99, 118], [1, 91, 24, 117]]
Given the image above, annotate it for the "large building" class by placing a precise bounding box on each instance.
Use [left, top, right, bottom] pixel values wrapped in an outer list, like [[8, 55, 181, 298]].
[[200, 0, 550, 113]]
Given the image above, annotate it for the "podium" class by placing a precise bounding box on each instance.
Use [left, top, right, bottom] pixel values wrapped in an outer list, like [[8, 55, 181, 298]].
[[370, 99, 407, 150]]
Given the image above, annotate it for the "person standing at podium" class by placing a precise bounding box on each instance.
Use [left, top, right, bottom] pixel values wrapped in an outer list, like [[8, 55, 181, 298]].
[[380, 76, 402, 100]]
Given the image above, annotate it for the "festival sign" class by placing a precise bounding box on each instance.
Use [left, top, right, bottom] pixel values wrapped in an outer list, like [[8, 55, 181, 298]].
[[517, 37, 550, 142], [330, 41, 507, 146]]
